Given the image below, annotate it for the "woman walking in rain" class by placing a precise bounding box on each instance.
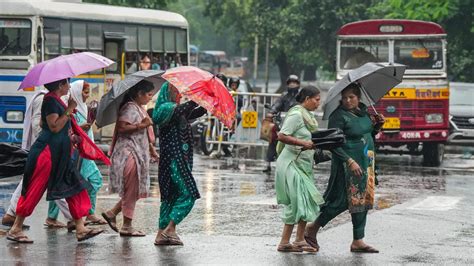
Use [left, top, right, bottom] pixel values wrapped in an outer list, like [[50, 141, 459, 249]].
[[102, 80, 159, 237], [305, 83, 381, 253], [69, 80, 107, 225], [7, 78, 106, 243], [152, 82, 207, 245], [275, 86, 324, 253]]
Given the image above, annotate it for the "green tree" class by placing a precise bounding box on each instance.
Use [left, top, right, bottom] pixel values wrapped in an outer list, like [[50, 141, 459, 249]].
[[84, 0, 168, 9], [370, 0, 474, 81]]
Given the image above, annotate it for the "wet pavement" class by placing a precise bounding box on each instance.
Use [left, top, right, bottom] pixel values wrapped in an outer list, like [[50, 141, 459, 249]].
[[1, 153, 473, 264]]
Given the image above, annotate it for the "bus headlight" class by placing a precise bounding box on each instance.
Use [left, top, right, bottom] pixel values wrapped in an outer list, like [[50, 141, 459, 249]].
[[425, 113, 443, 124], [6, 111, 24, 122]]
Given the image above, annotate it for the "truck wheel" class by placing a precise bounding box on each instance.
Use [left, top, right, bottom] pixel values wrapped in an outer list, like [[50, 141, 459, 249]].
[[422, 143, 444, 167], [200, 125, 214, 155]]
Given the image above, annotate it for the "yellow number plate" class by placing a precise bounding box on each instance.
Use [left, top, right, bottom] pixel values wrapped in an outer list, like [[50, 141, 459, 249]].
[[382, 117, 400, 129], [242, 111, 258, 128]]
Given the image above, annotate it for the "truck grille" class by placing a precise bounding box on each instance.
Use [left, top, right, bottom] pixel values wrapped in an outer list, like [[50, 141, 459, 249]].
[[452, 116, 474, 129]]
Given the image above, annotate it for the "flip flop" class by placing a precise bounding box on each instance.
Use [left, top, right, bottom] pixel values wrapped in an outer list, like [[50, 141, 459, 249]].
[[86, 216, 107, 225], [350, 245, 379, 253], [304, 234, 320, 250], [1, 223, 30, 230], [161, 232, 183, 246], [6, 232, 34, 244], [277, 243, 303, 253], [77, 228, 104, 242], [44, 220, 67, 228], [293, 241, 318, 253], [101, 212, 118, 233], [119, 229, 146, 237], [154, 238, 171, 246]]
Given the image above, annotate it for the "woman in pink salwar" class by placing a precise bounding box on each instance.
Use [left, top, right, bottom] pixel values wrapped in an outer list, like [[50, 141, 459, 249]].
[[101, 80, 159, 237]]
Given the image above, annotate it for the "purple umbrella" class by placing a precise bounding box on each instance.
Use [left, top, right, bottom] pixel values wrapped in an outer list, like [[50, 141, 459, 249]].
[[18, 52, 115, 90]]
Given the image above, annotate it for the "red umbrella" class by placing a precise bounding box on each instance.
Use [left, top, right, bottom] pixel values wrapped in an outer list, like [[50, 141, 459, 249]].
[[162, 66, 236, 128]]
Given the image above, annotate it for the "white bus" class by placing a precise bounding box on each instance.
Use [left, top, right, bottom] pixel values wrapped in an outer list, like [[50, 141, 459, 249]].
[[0, 0, 189, 142]]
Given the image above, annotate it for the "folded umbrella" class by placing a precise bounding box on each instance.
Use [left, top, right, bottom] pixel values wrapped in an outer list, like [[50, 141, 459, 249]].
[[95, 70, 165, 128], [18, 52, 114, 90], [312, 128, 346, 150], [323, 62, 406, 120], [0, 143, 28, 178]]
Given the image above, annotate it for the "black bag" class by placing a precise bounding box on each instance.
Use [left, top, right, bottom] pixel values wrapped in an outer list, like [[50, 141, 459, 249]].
[[313, 148, 332, 165], [0, 143, 28, 178], [311, 128, 345, 150]]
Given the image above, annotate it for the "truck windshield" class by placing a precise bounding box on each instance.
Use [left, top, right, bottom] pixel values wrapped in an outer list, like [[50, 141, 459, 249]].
[[340, 40, 389, 69], [0, 19, 32, 56]]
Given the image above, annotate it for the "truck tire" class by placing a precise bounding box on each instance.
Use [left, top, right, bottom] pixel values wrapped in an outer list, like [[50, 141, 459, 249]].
[[422, 143, 444, 167]]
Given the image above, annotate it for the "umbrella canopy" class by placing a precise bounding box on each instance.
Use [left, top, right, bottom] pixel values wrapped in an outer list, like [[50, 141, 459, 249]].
[[19, 52, 114, 90], [95, 70, 165, 128], [322, 62, 406, 120], [162, 66, 236, 128]]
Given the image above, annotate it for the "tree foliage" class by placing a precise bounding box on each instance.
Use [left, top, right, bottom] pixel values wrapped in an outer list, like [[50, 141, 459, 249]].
[[84, 0, 168, 9]]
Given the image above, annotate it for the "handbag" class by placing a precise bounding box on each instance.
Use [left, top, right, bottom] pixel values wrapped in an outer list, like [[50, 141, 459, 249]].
[[311, 128, 346, 150], [260, 117, 275, 142], [314, 148, 332, 165]]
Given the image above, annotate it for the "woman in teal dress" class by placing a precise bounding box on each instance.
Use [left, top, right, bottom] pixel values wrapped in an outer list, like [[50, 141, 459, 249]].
[[275, 86, 324, 253], [69, 80, 106, 224], [305, 83, 382, 253]]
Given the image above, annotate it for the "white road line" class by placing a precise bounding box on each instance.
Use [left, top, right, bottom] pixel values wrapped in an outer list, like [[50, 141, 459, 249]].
[[407, 196, 462, 211]]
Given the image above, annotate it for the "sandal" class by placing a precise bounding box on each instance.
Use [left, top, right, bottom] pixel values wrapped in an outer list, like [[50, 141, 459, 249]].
[[304, 233, 320, 250], [77, 228, 104, 242], [101, 212, 118, 233], [161, 232, 183, 245], [293, 241, 318, 253], [350, 245, 379, 253], [86, 215, 107, 225], [44, 219, 67, 228], [120, 227, 146, 237], [6, 232, 34, 244], [277, 243, 303, 253]]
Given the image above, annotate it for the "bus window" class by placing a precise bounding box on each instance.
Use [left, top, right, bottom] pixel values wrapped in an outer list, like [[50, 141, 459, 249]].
[[44, 30, 60, 60], [72, 22, 87, 50], [394, 39, 443, 70], [0, 19, 31, 56], [151, 53, 162, 70], [88, 23, 103, 51], [176, 29, 186, 53], [125, 52, 138, 73], [60, 21, 71, 54], [138, 27, 150, 52], [105, 42, 119, 72], [151, 28, 164, 52], [125, 26, 137, 52], [340, 40, 388, 69], [164, 28, 175, 52]]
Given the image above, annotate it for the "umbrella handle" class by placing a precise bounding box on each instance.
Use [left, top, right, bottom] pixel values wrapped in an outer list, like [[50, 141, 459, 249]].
[[360, 85, 379, 115]]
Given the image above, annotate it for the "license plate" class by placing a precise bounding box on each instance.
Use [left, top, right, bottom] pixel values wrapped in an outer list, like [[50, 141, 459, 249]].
[[382, 117, 400, 129], [462, 130, 474, 137]]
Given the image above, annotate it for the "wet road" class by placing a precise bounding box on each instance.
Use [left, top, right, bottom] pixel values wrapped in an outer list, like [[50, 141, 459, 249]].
[[1, 153, 473, 264]]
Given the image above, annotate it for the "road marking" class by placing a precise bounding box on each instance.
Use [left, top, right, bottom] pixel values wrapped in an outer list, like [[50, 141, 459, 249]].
[[407, 196, 461, 211]]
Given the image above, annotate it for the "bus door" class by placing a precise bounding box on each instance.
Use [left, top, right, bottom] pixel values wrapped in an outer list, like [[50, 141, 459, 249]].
[[100, 33, 125, 140]]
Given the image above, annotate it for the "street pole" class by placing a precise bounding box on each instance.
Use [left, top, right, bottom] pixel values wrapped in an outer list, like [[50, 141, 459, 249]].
[[264, 37, 270, 93], [253, 34, 258, 88]]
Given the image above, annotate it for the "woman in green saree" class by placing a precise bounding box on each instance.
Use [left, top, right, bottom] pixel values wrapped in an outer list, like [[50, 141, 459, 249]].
[[304, 83, 382, 253], [275, 86, 324, 253]]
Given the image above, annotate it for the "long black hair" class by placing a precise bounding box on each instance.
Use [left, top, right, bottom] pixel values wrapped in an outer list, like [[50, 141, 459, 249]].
[[119, 80, 155, 108], [44, 78, 69, 92], [341, 83, 362, 99], [295, 85, 320, 103]]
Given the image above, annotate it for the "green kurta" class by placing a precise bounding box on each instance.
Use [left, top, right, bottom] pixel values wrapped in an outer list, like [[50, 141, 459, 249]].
[[323, 103, 375, 214], [275, 105, 324, 225]]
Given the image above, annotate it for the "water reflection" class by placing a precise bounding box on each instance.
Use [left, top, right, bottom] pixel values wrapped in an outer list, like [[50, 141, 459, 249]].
[[204, 171, 214, 234]]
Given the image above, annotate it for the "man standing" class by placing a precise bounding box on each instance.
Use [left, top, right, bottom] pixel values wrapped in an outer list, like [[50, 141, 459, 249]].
[[263, 75, 301, 173]]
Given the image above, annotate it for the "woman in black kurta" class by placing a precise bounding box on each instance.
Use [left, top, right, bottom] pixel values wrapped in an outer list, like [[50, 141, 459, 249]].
[[152, 82, 207, 245], [7, 78, 105, 243]]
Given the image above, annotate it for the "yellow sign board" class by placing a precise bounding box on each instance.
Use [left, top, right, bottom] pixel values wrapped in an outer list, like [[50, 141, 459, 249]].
[[383, 88, 449, 100], [382, 117, 400, 129], [242, 111, 258, 128]]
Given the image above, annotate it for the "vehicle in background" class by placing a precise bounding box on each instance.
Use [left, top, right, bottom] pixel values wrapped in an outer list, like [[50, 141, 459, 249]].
[[0, 0, 189, 143], [189, 44, 199, 67], [198, 50, 229, 74], [448, 82, 474, 145], [337, 19, 449, 166]]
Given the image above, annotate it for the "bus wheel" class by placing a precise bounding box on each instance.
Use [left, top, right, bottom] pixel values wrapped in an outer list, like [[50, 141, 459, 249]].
[[422, 143, 444, 167], [200, 125, 214, 155]]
